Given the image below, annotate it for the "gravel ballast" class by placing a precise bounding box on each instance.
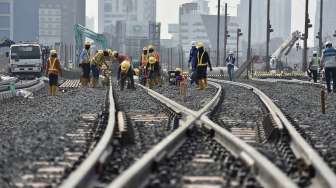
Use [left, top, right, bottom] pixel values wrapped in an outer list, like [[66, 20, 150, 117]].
[[244, 80, 336, 173], [154, 84, 218, 111], [96, 85, 175, 185], [0, 87, 106, 187]]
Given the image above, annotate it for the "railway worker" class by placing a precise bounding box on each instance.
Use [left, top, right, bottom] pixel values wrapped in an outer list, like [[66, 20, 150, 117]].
[[196, 42, 213, 90], [112, 51, 131, 64], [226, 51, 236, 81], [90, 50, 108, 88], [308, 51, 320, 83], [117, 60, 135, 91], [321, 41, 336, 93], [139, 47, 149, 86], [79, 42, 92, 87], [148, 45, 162, 87], [46, 50, 62, 96], [188, 41, 198, 86], [146, 56, 157, 88]]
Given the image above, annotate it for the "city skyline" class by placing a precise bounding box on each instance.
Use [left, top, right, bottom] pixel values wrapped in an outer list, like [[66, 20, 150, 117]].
[[87, 0, 318, 46]]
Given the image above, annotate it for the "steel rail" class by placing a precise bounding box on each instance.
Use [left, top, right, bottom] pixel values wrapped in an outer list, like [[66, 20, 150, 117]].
[[59, 81, 116, 188], [108, 82, 297, 188], [210, 78, 336, 187], [0, 79, 39, 92], [0, 79, 44, 100]]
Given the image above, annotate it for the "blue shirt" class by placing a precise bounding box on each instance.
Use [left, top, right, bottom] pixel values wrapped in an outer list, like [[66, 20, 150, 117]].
[[80, 49, 90, 64]]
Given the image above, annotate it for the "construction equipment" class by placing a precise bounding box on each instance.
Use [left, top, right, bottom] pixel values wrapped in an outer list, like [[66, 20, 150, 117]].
[[74, 24, 108, 66], [270, 31, 301, 72]]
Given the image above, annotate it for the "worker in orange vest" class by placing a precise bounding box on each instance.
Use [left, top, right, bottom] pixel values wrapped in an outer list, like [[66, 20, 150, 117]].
[[46, 50, 62, 96], [148, 45, 161, 86]]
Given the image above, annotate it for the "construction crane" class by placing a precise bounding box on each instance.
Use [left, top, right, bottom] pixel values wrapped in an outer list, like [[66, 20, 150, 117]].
[[74, 24, 108, 65], [270, 30, 301, 72]]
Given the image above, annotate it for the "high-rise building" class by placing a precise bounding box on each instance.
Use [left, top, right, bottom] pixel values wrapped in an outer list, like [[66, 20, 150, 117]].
[[177, 0, 240, 65], [98, 0, 156, 34], [0, 0, 13, 40], [314, 0, 336, 46], [86, 16, 95, 31], [13, 0, 39, 42], [238, 0, 291, 45], [39, 0, 85, 46]]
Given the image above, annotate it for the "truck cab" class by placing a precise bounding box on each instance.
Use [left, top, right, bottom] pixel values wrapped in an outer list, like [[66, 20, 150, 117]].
[[8, 43, 43, 77]]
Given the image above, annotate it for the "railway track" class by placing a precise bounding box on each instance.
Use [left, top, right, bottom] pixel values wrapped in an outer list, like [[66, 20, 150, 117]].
[[209, 78, 336, 187], [0, 78, 45, 100], [35, 77, 334, 188], [107, 82, 297, 188], [59, 82, 198, 188]]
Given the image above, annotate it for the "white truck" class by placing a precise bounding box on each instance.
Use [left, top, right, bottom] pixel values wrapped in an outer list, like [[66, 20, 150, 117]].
[[7, 43, 43, 77]]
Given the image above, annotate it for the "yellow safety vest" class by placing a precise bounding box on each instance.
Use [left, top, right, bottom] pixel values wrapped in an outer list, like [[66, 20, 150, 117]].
[[197, 51, 207, 67]]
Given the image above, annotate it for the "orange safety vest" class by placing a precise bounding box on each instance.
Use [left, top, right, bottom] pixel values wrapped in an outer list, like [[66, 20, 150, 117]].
[[48, 58, 59, 75], [141, 54, 148, 67]]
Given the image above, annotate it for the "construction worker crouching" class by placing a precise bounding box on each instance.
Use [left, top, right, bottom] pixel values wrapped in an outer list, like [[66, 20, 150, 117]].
[[118, 60, 135, 91], [196, 42, 212, 90], [79, 41, 91, 87], [90, 50, 106, 88], [46, 50, 62, 96], [148, 45, 162, 87]]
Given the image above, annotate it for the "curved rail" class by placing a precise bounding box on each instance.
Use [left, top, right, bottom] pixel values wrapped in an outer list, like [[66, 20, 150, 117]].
[[0, 79, 39, 92], [0, 79, 44, 100], [210, 78, 336, 187], [109, 82, 297, 188], [59, 81, 116, 188]]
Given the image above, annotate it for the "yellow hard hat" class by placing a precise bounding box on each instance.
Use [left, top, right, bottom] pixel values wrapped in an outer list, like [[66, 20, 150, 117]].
[[85, 41, 91, 46], [148, 45, 155, 50], [108, 49, 113, 56], [148, 56, 156, 64], [121, 60, 131, 71], [175, 68, 182, 73], [112, 51, 118, 57], [50, 49, 57, 55], [134, 68, 140, 76], [197, 42, 204, 48], [143, 47, 148, 51]]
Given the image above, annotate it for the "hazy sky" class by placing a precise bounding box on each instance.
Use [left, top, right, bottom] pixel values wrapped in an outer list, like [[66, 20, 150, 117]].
[[86, 0, 317, 45]]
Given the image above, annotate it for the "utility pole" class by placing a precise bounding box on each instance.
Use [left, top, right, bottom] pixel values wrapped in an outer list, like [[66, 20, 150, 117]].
[[216, 0, 221, 67], [319, 0, 323, 56], [266, 0, 273, 72], [237, 28, 243, 67], [302, 0, 312, 71], [224, 3, 228, 66], [247, 0, 252, 78]]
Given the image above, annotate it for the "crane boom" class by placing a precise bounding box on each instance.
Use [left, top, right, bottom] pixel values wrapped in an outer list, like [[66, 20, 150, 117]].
[[270, 31, 301, 71], [74, 24, 108, 65]]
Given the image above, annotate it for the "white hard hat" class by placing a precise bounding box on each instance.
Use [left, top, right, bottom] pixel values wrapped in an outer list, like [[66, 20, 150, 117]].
[[325, 41, 332, 47], [313, 51, 317, 55], [191, 41, 196, 46], [229, 51, 234, 55]]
